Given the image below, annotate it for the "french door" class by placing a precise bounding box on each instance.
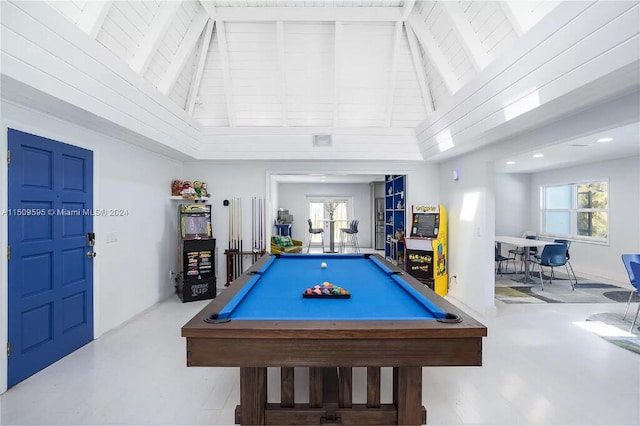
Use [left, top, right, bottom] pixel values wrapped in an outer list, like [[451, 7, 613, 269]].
[[306, 197, 351, 250]]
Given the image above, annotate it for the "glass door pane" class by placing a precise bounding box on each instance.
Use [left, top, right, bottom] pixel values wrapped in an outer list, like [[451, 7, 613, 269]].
[[307, 197, 352, 251]]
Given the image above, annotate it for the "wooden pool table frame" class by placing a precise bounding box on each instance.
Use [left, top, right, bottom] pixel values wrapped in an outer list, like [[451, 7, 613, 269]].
[[182, 254, 487, 425]]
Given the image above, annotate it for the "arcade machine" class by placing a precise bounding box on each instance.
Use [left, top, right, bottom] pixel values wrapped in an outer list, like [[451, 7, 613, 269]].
[[404, 205, 448, 296], [177, 203, 216, 302]]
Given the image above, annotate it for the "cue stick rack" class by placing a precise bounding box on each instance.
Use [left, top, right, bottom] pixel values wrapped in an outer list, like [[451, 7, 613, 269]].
[[224, 197, 266, 286]]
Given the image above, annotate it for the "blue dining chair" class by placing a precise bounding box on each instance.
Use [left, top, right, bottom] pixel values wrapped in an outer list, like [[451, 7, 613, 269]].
[[495, 245, 509, 276], [554, 239, 578, 284], [532, 243, 575, 291], [626, 261, 640, 332], [621, 254, 640, 330]]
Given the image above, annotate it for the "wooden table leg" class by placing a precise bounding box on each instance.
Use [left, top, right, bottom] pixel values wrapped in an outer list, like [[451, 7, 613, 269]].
[[338, 367, 352, 408], [240, 367, 267, 425], [367, 367, 381, 408], [281, 367, 294, 408], [395, 366, 423, 425]]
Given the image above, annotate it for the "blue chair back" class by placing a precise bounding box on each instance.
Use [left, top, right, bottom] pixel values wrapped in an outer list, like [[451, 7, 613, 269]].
[[526, 235, 539, 254], [629, 262, 640, 292], [622, 254, 640, 287], [539, 243, 567, 267], [554, 239, 571, 259]]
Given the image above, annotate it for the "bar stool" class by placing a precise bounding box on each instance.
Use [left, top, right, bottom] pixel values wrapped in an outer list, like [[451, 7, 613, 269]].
[[339, 220, 353, 253], [306, 219, 324, 253], [340, 220, 360, 253]]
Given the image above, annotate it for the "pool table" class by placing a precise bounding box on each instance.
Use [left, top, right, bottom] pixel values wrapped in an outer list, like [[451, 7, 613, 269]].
[[182, 254, 487, 425]]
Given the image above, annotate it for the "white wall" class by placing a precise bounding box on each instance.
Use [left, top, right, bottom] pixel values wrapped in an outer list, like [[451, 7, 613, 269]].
[[183, 161, 440, 279], [278, 182, 373, 248], [438, 156, 496, 316], [495, 173, 531, 255], [529, 156, 640, 284], [0, 101, 182, 393]]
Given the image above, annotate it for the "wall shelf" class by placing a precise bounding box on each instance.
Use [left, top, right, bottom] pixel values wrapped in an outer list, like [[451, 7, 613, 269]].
[[384, 174, 406, 267]]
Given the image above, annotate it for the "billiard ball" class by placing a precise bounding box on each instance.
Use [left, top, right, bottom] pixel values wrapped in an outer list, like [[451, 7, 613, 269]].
[[321, 262, 327, 268]]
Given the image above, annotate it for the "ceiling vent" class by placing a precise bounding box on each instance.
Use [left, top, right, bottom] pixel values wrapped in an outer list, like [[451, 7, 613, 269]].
[[313, 134, 332, 147]]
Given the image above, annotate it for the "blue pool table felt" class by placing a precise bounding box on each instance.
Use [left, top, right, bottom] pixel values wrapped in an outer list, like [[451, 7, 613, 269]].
[[219, 254, 446, 321]]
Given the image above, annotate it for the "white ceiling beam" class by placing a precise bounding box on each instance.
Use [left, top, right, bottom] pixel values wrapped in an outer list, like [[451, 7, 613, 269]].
[[405, 23, 434, 114], [276, 21, 288, 127], [199, 0, 217, 20], [407, 12, 461, 94], [76, 1, 112, 38], [159, 13, 209, 95], [215, 7, 403, 22], [385, 21, 403, 126], [401, 0, 416, 21], [216, 20, 235, 127], [500, 2, 524, 37], [187, 19, 214, 115], [440, 1, 491, 72], [130, 1, 181, 75], [333, 22, 342, 128]]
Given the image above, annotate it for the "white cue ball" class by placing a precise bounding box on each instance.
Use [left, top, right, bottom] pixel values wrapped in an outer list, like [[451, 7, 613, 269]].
[[321, 262, 327, 269]]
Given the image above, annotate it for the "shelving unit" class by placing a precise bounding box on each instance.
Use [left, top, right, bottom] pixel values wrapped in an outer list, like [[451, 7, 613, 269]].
[[384, 174, 406, 266]]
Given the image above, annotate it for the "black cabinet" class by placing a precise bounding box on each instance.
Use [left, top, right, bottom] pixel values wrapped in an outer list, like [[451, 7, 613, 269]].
[[177, 238, 216, 302]]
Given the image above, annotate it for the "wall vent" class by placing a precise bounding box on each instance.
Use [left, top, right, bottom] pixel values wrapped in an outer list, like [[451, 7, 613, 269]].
[[313, 134, 332, 147]]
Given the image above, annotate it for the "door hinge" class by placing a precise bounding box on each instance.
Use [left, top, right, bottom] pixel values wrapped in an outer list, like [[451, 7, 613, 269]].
[[7, 150, 10, 165], [7, 246, 10, 260], [7, 341, 10, 357]]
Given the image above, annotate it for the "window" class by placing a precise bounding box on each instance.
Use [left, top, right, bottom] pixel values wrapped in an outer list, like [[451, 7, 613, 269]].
[[541, 181, 608, 242]]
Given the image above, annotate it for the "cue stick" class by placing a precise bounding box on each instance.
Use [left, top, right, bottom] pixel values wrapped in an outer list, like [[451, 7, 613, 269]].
[[238, 198, 244, 275]]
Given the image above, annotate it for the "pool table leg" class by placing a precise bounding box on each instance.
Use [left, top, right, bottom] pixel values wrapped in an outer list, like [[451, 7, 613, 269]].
[[394, 366, 424, 425], [240, 367, 267, 425]]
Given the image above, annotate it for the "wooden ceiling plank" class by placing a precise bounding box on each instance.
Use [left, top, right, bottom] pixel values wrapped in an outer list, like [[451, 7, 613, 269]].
[[215, 7, 403, 22], [385, 21, 403, 126], [276, 21, 288, 126], [130, 1, 182, 75], [187, 19, 215, 115], [440, 0, 491, 72], [407, 11, 461, 94], [159, 12, 209, 95], [216, 20, 236, 127], [405, 23, 434, 114], [76, 1, 113, 38]]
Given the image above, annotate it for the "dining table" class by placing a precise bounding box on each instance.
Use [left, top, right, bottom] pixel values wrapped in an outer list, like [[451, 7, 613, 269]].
[[319, 218, 346, 253], [495, 236, 559, 284]]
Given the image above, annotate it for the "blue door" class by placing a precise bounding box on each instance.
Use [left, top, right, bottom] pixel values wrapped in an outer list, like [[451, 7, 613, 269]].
[[7, 129, 94, 387]]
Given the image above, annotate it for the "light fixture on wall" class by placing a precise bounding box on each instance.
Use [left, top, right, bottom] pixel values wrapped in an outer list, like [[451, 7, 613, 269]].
[[312, 134, 332, 147]]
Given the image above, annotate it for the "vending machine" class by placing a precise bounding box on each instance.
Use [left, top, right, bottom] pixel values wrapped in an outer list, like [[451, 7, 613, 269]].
[[404, 205, 448, 296], [177, 204, 216, 302]]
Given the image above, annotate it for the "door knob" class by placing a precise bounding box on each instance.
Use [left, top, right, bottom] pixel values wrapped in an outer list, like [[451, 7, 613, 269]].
[[86, 251, 97, 258]]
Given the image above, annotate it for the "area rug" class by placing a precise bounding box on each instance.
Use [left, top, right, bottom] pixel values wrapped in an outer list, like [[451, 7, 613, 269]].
[[495, 274, 633, 304], [585, 312, 640, 355]]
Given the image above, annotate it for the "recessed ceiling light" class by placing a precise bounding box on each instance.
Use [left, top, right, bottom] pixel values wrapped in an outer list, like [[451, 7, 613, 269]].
[[597, 137, 613, 143], [506, 161, 516, 165], [571, 144, 591, 147], [533, 154, 544, 158]]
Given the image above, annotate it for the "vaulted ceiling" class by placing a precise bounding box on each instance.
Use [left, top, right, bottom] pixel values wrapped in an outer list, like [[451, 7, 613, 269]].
[[49, 0, 555, 129], [4, 1, 638, 163]]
